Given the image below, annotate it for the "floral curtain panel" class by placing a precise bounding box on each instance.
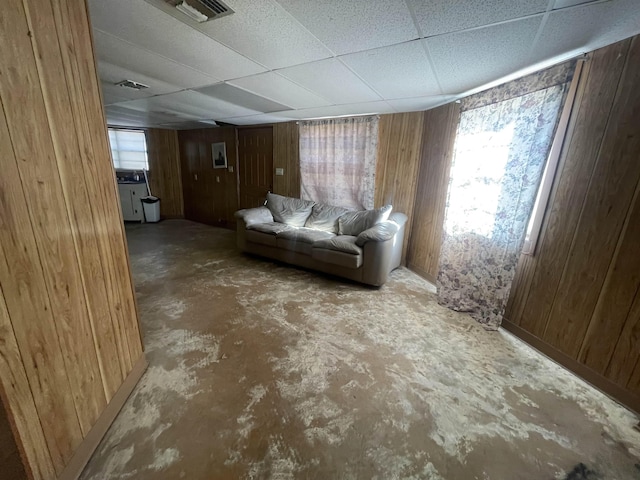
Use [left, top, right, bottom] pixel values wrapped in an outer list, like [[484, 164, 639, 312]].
[[437, 83, 568, 330], [299, 116, 378, 210]]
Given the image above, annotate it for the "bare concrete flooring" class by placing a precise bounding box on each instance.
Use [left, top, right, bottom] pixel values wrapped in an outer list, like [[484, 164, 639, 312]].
[[81, 220, 640, 479]]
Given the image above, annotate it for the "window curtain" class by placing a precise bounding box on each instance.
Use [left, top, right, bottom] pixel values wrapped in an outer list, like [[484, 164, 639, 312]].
[[437, 65, 573, 330], [299, 116, 378, 210], [108, 128, 148, 170]]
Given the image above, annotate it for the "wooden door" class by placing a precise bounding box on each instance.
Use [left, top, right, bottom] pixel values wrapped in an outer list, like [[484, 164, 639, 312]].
[[238, 127, 273, 209]]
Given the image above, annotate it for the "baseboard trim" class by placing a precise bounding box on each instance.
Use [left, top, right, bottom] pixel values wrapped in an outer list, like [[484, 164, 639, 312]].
[[501, 319, 640, 415], [58, 355, 148, 480]]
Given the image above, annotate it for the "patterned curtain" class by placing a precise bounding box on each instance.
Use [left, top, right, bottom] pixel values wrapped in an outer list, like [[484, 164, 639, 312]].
[[437, 81, 570, 330], [299, 116, 378, 210]]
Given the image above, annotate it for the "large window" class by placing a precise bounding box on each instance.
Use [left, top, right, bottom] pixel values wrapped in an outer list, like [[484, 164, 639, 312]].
[[108, 128, 148, 170]]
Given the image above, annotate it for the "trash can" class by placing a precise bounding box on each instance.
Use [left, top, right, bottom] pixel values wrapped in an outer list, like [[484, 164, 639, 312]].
[[141, 196, 160, 223]]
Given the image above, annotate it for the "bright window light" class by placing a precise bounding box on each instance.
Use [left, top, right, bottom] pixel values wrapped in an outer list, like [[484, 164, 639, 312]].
[[445, 124, 514, 238], [108, 128, 148, 170]]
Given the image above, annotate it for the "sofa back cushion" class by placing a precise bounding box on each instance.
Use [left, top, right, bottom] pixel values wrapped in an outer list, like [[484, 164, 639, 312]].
[[338, 205, 392, 236], [304, 203, 350, 233], [266, 192, 315, 227]]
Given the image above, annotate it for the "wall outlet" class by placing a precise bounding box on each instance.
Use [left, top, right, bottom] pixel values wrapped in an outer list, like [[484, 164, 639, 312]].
[[194, 173, 198, 180], [228, 165, 234, 173], [216, 176, 220, 183], [275, 168, 284, 176]]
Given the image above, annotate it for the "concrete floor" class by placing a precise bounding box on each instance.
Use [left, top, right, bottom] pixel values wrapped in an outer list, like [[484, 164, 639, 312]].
[[81, 220, 640, 479]]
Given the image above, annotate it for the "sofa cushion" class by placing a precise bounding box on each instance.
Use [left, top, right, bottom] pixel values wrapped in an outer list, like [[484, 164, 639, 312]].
[[304, 203, 350, 233], [245, 230, 277, 247], [338, 205, 392, 236], [313, 236, 362, 255], [235, 206, 273, 226], [276, 237, 313, 255], [247, 222, 293, 235], [277, 227, 335, 244], [311, 248, 363, 269], [355, 222, 400, 247], [266, 192, 315, 227]]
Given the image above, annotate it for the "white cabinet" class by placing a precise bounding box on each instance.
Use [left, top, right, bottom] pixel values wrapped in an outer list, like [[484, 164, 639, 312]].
[[117, 183, 147, 222]]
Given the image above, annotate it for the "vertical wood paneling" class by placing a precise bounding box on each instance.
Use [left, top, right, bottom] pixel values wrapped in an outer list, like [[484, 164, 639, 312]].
[[0, 288, 55, 480], [0, 396, 27, 480], [543, 38, 640, 357], [146, 128, 184, 218], [179, 127, 239, 227], [0, 0, 145, 477], [238, 127, 274, 209], [26, 0, 124, 401], [406, 103, 460, 282], [504, 36, 640, 413], [273, 122, 300, 198], [375, 112, 425, 264], [515, 40, 630, 338]]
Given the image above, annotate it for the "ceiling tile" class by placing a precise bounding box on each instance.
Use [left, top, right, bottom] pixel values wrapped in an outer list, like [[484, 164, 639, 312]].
[[195, 83, 293, 113], [340, 40, 441, 99], [386, 95, 457, 113], [228, 72, 330, 109], [98, 61, 179, 105], [407, 0, 548, 37], [193, 0, 333, 69], [88, 0, 265, 80], [277, 58, 382, 104], [426, 17, 542, 94], [117, 91, 262, 120], [94, 31, 219, 89], [217, 113, 296, 125], [272, 101, 396, 121], [531, 0, 640, 64], [274, 0, 418, 55]]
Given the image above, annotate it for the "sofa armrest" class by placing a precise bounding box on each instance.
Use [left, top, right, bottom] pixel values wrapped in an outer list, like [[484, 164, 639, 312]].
[[234, 206, 274, 226], [355, 221, 400, 247]]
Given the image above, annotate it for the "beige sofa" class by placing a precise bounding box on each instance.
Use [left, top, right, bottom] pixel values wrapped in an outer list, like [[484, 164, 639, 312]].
[[235, 193, 407, 286]]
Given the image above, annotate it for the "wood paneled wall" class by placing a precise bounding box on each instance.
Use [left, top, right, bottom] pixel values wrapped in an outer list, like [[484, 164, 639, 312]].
[[0, 0, 144, 478], [146, 128, 184, 218], [0, 404, 26, 480], [273, 121, 300, 198], [406, 103, 460, 282], [179, 127, 238, 227], [503, 36, 640, 412], [374, 112, 426, 264]]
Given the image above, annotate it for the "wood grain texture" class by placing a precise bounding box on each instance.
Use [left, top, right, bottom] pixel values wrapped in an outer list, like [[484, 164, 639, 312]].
[[273, 122, 300, 198], [504, 36, 640, 413], [238, 126, 274, 209], [515, 40, 630, 338], [375, 112, 426, 264], [0, 291, 54, 480], [0, 397, 27, 480], [406, 103, 460, 282], [146, 128, 184, 218], [0, 0, 145, 477], [179, 127, 239, 228], [543, 37, 640, 357]]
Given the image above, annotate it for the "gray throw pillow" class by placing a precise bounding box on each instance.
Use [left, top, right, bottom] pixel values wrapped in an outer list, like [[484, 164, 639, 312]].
[[304, 203, 350, 233], [338, 205, 392, 236], [266, 192, 315, 227]]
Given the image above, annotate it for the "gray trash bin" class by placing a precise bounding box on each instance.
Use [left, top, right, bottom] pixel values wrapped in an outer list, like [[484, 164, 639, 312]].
[[141, 196, 160, 223]]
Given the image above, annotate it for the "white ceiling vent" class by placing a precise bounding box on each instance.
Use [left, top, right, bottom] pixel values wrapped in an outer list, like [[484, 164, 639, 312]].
[[169, 0, 233, 23], [115, 79, 150, 90]]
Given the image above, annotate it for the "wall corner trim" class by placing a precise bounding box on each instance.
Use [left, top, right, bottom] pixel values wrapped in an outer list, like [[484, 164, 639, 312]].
[[58, 355, 148, 480]]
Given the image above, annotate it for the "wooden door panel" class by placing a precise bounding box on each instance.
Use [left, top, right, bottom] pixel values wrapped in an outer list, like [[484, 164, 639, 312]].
[[238, 127, 273, 209]]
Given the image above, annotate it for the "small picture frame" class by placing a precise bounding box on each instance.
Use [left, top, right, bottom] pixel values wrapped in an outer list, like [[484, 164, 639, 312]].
[[212, 142, 227, 169]]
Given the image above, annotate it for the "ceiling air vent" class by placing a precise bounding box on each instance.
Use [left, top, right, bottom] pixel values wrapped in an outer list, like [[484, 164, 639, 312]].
[[169, 0, 233, 23], [115, 80, 149, 90]]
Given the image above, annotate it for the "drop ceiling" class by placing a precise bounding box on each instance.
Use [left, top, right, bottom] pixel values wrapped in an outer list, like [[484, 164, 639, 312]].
[[88, 0, 640, 129]]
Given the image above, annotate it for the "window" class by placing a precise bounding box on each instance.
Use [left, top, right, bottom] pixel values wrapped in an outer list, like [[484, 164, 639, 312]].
[[108, 128, 148, 170]]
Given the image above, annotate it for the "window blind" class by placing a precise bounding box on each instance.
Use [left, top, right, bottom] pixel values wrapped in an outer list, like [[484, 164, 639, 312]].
[[108, 128, 148, 170]]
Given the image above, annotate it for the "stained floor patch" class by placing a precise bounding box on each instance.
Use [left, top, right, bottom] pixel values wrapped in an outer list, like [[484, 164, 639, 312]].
[[80, 220, 640, 480]]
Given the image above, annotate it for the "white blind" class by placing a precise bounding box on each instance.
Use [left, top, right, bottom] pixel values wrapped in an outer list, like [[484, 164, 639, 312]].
[[108, 129, 148, 170]]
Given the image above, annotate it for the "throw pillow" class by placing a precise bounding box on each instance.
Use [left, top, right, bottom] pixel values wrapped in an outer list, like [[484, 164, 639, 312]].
[[266, 192, 315, 227], [338, 205, 392, 236], [304, 203, 350, 233]]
